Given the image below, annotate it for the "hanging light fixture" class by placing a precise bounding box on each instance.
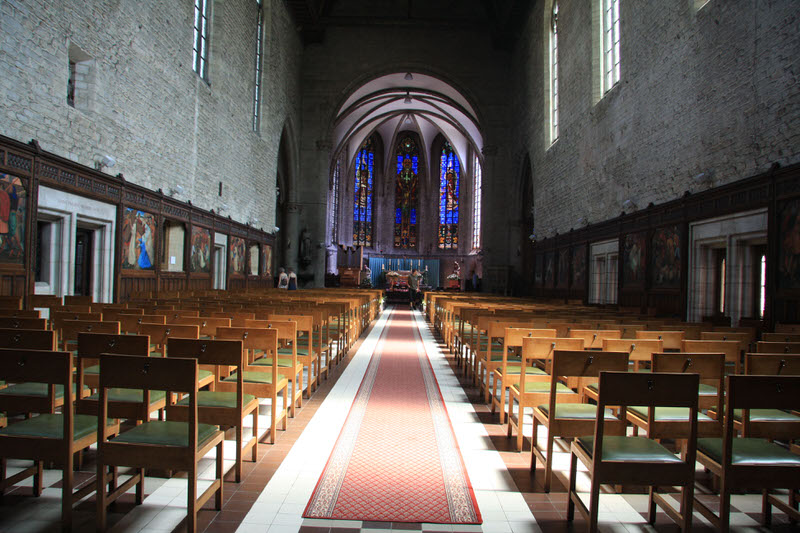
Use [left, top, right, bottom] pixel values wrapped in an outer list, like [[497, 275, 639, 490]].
[[404, 91, 412, 104], [404, 72, 414, 81]]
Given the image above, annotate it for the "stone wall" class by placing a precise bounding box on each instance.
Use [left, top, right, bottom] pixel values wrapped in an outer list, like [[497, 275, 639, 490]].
[[512, 0, 800, 238], [0, 0, 302, 232]]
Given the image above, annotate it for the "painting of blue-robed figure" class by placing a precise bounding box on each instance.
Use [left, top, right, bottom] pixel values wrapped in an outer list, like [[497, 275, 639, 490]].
[[122, 208, 156, 270], [0, 173, 26, 264]]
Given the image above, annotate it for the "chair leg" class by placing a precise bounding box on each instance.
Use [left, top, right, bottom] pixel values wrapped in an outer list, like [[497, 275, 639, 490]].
[[507, 395, 515, 438], [282, 387, 288, 430], [567, 451, 577, 521], [544, 431, 555, 493], [589, 477, 601, 533], [719, 482, 731, 533], [96, 464, 107, 532], [251, 410, 259, 461], [499, 383, 507, 425], [270, 395, 278, 444], [648, 486, 657, 524], [136, 467, 144, 504], [235, 423, 243, 482], [215, 440, 224, 510], [682, 483, 694, 532], [33, 461, 43, 497], [61, 453, 73, 530], [762, 489, 771, 526], [188, 463, 197, 533]]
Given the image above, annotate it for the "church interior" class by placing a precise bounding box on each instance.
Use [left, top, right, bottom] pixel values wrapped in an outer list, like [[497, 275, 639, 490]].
[[1, 0, 800, 531]]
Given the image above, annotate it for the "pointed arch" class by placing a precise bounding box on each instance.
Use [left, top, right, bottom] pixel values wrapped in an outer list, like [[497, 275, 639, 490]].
[[393, 131, 422, 249]]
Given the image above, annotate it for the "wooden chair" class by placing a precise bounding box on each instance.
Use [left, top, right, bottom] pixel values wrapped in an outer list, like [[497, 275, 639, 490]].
[[0, 309, 41, 319], [167, 316, 231, 338], [762, 332, 800, 343], [268, 314, 319, 396], [76, 332, 151, 389], [506, 342, 585, 452], [567, 372, 699, 532], [682, 339, 741, 373], [215, 327, 288, 444], [490, 328, 556, 421], [167, 338, 259, 482], [250, 320, 302, 416], [626, 352, 725, 441], [693, 375, 800, 531], [136, 323, 200, 357], [738, 353, 800, 438], [0, 348, 119, 530], [635, 330, 685, 351], [117, 314, 167, 334], [531, 350, 629, 492], [0, 328, 56, 350], [0, 316, 47, 330], [95, 354, 224, 533], [602, 338, 663, 372], [60, 320, 120, 353]]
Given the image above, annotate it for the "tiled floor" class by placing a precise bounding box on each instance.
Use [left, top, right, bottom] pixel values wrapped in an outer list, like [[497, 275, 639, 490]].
[[1, 306, 797, 532]]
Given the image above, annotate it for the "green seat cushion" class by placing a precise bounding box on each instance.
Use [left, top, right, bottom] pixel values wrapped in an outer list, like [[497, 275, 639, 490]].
[[697, 437, 800, 466], [698, 383, 717, 396], [585, 383, 599, 393], [0, 413, 103, 441], [498, 365, 545, 376], [577, 436, 683, 463], [516, 381, 574, 394], [223, 371, 275, 384], [628, 406, 713, 422], [490, 353, 521, 362], [176, 391, 256, 409], [198, 369, 213, 382], [252, 357, 294, 367], [0, 383, 88, 399], [279, 347, 309, 356], [85, 365, 100, 375], [538, 404, 618, 420], [732, 409, 799, 422], [87, 388, 166, 404], [113, 420, 219, 448]]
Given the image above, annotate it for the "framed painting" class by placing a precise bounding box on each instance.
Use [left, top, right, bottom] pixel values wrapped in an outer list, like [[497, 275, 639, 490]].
[[557, 248, 569, 288], [651, 225, 681, 288], [230, 236, 246, 274], [121, 208, 156, 270], [189, 226, 211, 273], [572, 244, 586, 289], [778, 198, 800, 289], [544, 252, 555, 288], [262, 244, 273, 279], [0, 173, 26, 264], [623, 231, 646, 286]]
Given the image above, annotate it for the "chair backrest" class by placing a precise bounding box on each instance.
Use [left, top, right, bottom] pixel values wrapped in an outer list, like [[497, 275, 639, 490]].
[[745, 353, 800, 375], [0, 309, 40, 318], [724, 374, 800, 441], [0, 348, 73, 416], [636, 330, 684, 351], [762, 332, 800, 343], [504, 328, 558, 350], [51, 311, 102, 330], [0, 328, 56, 350], [569, 329, 621, 349], [701, 331, 750, 352], [682, 339, 741, 372], [216, 326, 279, 354], [550, 350, 630, 379], [136, 324, 200, 352], [775, 323, 800, 334], [167, 316, 231, 337], [77, 332, 150, 358], [756, 341, 800, 354], [603, 338, 663, 363], [0, 316, 48, 330], [61, 320, 121, 348]]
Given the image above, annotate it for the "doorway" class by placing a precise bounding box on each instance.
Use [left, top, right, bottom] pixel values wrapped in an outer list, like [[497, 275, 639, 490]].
[[74, 228, 94, 296], [213, 244, 226, 290]]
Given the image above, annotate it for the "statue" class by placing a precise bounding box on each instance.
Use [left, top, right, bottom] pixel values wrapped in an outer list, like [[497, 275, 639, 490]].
[[299, 228, 312, 267]]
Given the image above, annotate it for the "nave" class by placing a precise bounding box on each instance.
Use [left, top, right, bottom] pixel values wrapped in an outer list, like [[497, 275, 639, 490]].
[[0, 303, 797, 533]]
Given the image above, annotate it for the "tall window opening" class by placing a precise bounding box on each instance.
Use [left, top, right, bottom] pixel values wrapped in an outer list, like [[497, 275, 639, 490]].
[[602, 0, 621, 93], [329, 156, 341, 243], [472, 153, 482, 250], [193, 0, 211, 80], [713, 250, 726, 315], [438, 141, 460, 250], [550, 1, 559, 142], [753, 245, 767, 319], [252, 0, 264, 132], [353, 136, 375, 247], [394, 134, 419, 249]]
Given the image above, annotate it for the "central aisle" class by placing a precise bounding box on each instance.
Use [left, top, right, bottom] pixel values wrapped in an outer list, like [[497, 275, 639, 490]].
[[304, 307, 480, 523], [235, 306, 540, 533]]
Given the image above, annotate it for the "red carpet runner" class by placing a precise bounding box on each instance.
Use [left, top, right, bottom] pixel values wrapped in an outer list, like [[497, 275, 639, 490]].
[[303, 307, 481, 524]]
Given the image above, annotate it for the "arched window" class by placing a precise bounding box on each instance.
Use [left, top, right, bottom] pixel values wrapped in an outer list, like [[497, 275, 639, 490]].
[[394, 134, 419, 249], [329, 155, 341, 243], [438, 141, 460, 250], [472, 153, 482, 250], [353, 136, 375, 246], [550, 1, 559, 142]]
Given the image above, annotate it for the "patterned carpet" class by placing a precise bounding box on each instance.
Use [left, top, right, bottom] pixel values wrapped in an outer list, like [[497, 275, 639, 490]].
[[304, 307, 481, 524]]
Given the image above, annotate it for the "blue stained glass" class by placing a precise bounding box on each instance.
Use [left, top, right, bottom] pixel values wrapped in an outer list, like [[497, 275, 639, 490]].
[[395, 208, 402, 224], [410, 208, 416, 225], [412, 156, 418, 174], [397, 155, 403, 175]]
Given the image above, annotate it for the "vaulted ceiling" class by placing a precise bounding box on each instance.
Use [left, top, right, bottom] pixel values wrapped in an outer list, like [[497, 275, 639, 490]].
[[283, 0, 534, 48]]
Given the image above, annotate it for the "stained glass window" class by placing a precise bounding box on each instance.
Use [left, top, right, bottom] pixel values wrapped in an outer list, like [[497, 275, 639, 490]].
[[551, 1, 559, 142], [394, 134, 419, 249], [438, 141, 460, 250], [472, 153, 482, 250], [330, 156, 340, 242], [353, 137, 375, 247]]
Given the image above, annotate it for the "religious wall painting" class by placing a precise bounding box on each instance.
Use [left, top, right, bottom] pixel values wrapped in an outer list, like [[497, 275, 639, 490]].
[[571, 244, 586, 289], [557, 248, 569, 288], [623, 231, 646, 286], [189, 226, 212, 273], [651, 225, 681, 288], [778, 198, 800, 289], [544, 252, 555, 287], [0, 173, 26, 264], [534, 254, 543, 286], [121, 208, 156, 270], [438, 141, 460, 250], [261, 243, 273, 279], [394, 134, 419, 249], [230, 236, 246, 275]]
